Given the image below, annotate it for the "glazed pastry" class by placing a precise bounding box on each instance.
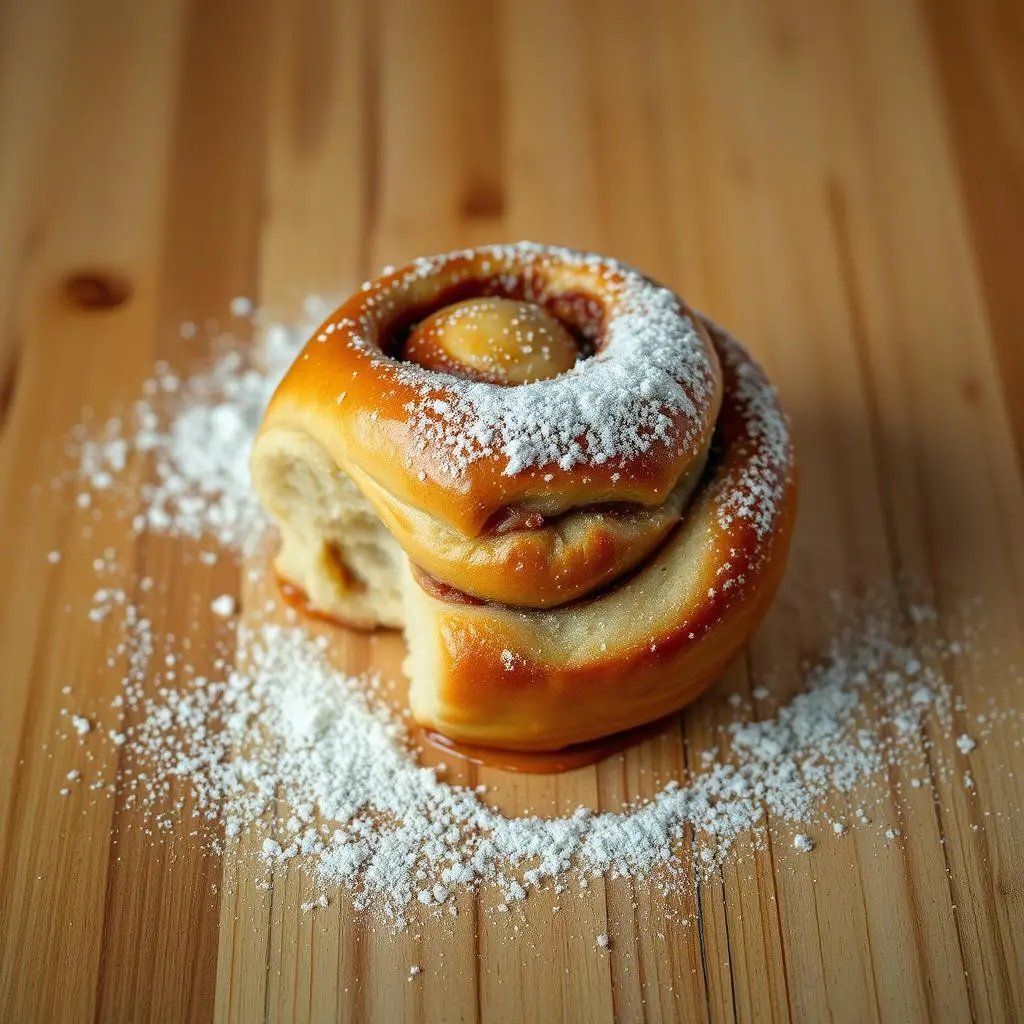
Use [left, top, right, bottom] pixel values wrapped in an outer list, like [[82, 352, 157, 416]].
[[252, 243, 797, 752]]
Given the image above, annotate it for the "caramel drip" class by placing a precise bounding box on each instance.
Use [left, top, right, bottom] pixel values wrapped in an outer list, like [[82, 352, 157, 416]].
[[276, 575, 674, 773], [417, 713, 676, 774]]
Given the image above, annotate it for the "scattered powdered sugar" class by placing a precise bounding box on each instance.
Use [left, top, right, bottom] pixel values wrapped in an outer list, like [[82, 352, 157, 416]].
[[52, 290, 1019, 930], [230, 295, 254, 318], [60, 577, 1005, 925], [956, 733, 976, 754], [210, 594, 237, 618], [67, 301, 329, 549]]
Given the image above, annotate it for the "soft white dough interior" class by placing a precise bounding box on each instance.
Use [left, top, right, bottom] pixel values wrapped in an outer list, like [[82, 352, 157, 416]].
[[399, 567, 444, 724], [252, 429, 407, 629]]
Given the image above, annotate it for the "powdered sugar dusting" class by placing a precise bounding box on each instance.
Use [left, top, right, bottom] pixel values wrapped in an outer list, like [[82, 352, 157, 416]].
[[58, 577, 1012, 925], [337, 243, 719, 478], [711, 327, 794, 541], [49, 291, 1019, 930], [68, 306, 324, 549]]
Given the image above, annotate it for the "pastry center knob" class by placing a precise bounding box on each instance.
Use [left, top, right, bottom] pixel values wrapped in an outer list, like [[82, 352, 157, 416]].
[[402, 297, 579, 385]]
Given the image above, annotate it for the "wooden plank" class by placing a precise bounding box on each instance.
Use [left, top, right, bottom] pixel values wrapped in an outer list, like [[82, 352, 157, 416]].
[[88, 3, 279, 1022], [0, 0, 1022, 1021], [921, 0, 1024, 465], [0, 2, 188, 1022], [831, 5, 1024, 1018]]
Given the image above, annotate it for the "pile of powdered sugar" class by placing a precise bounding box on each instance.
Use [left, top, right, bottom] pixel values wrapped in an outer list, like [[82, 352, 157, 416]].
[[52, 291, 1009, 927], [62, 581, 996, 925], [68, 295, 334, 549]]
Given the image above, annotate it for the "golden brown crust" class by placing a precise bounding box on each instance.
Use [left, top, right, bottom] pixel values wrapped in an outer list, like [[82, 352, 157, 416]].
[[403, 325, 797, 750], [258, 244, 723, 538], [343, 451, 707, 607]]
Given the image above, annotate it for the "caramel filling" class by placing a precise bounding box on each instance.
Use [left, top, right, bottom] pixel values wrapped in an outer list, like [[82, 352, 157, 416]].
[[401, 297, 581, 386]]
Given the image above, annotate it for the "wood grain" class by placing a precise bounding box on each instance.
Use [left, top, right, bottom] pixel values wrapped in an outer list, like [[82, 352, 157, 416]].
[[2, 0, 1023, 1020]]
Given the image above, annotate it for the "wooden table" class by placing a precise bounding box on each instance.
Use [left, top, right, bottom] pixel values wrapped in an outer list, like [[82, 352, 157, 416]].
[[2, 1, 1022, 1020]]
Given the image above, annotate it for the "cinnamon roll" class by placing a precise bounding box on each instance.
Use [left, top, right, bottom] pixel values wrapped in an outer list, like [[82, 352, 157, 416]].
[[252, 243, 796, 752]]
